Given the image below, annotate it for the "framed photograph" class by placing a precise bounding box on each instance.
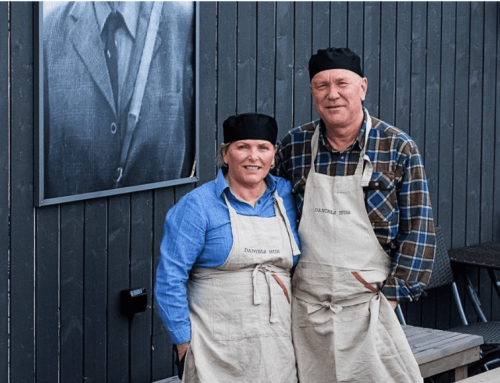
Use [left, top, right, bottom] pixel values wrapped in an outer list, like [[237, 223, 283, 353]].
[[35, 1, 199, 206]]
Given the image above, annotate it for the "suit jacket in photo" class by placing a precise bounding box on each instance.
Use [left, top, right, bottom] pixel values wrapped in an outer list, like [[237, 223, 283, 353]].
[[43, 1, 195, 198]]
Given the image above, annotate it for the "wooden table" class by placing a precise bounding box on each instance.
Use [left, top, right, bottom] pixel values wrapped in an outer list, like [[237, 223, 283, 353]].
[[403, 325, 484, 381]]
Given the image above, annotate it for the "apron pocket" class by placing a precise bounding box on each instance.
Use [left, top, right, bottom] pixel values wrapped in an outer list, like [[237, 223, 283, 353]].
[[212, 277, 291, 341]]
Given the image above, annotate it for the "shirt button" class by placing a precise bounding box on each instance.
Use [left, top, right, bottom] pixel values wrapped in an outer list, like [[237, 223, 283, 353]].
[[110, 122, 117, 134], [341, 156, 345, 160], [374, 182, 379, 186], [258, 200, 261, 204]]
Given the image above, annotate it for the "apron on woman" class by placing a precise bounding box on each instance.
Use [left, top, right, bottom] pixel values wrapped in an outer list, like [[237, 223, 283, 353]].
[[183, 189, 300, 382], [292, 112, 422, 383]]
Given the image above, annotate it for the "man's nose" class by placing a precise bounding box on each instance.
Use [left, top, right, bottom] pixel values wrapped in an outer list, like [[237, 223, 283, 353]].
[[327, 85, 339, 99]]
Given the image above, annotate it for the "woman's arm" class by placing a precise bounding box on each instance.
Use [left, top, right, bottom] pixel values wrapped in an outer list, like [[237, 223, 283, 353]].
[[154, 192, 207, 346]]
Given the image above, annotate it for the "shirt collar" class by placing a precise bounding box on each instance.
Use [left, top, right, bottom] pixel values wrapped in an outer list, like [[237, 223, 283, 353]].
[[319, 108, 368, 152], [94, 1, 140, 39], [215, 168, 277, 199]]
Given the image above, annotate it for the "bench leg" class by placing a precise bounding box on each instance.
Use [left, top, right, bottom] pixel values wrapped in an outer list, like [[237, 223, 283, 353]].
[[454, 366, 468, 381]]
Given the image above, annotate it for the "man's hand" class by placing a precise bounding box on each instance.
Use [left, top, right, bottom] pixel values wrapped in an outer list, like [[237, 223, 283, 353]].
[[177, 342, 189, 360], [388, 300, 398, 310]]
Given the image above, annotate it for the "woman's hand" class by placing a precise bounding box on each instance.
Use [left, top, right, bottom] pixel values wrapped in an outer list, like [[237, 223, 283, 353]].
[[177, 342, 190, 360]]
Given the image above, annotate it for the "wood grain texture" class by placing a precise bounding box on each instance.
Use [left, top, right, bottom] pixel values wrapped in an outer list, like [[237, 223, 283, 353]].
[[217, 2, 237, 146], [0, 3, 9, 382], [197, 2, 218, 185], [347, 2, 363, 58], [311, 1, 330, 122], [459, 366, 500, 383], [107, 195, 130, 383], [466, 2, 483, 247], [379, 2, 396, 124], [237, 2, 257, 114], [424, 1, 441, 223], [495, 3, 500, 244], [452, 2, 470, 250], [479, 2, 496, 245], [60, 202, 85, 382], [256, 2, 276, 118], [130, 191, 154, 382], [275, 1, 294, 139], [330, 2, 347, 48], [362, 1, 380, 118], [395, 2, 411, 132], [293, 2, 312, 126], [35, 205, 59, 382], [438, 1, 456, 250], [152, 188, 176, 380], [83, 199, 108, 383], [10, 3, 35, 382]]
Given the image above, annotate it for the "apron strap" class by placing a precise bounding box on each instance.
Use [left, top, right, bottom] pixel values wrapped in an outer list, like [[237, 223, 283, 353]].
[[273, 191, 301, 257], [252, 264, 288, 323], [310, 109, 374, 186], [223, 188, 301, 257]]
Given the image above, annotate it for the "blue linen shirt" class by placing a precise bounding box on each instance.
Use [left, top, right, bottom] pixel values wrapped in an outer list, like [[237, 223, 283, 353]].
[[155, 169, 300, 345]]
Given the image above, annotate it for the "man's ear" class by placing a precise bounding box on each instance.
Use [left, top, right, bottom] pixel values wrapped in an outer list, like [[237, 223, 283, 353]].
[[360, 77, 368, 101]]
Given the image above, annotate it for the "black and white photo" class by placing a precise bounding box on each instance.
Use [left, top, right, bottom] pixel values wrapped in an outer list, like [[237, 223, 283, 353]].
[[37, 1, 198, 204]]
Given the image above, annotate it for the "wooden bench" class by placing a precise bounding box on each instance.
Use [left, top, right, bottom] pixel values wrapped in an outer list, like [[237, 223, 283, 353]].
[[458, 367, 500, 382], [403, 325, 483, 381]]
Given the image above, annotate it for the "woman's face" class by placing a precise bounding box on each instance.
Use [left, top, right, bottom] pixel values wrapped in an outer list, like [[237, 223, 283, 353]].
[[224, 139, 276, 187]]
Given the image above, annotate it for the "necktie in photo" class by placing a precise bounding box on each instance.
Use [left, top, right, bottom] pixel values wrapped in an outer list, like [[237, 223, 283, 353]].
[[103, 11, 123, 113]]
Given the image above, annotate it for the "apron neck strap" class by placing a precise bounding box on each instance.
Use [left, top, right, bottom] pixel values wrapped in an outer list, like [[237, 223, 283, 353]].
[[310, 110, 373, 186], [223, 189, 301, 257]]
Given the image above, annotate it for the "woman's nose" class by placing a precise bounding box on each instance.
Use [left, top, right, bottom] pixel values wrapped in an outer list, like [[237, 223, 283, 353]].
[[248, 147, 259, 160]]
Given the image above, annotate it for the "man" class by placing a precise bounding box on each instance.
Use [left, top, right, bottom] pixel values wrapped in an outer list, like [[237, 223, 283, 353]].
[[275, 48, 435, 382], [43, 2, 194, 198]]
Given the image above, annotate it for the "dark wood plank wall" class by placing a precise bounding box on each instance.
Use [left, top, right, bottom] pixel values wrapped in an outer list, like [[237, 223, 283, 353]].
[[0, 2, 499, 382]]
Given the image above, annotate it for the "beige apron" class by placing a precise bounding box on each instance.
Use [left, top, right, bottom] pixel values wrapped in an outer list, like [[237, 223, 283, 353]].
[[292, 113, 422, 383], [183, 189, 300, 383]]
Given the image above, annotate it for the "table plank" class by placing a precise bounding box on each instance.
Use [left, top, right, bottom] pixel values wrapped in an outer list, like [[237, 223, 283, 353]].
[[419, 346, 479, 379], [459, 367, 500, 382], [403, 325, 483, 366]]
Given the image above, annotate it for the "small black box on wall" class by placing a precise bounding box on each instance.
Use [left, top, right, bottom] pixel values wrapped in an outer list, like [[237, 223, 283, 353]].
[[121, 287, 147, 316]]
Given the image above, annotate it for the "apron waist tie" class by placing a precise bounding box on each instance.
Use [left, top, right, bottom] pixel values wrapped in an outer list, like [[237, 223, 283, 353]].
[[252, 264, 288, 324], [307, 301, 343, 315]]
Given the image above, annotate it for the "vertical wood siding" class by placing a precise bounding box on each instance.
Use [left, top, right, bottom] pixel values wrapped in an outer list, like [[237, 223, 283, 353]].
[[0, 2, 499, 382]]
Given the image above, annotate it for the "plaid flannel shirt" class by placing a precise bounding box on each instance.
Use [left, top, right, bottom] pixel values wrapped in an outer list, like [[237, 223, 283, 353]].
[[275, 109, 436, 302]]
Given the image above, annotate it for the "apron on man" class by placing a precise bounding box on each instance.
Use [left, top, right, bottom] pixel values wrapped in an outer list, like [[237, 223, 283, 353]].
[[183, 189, 300, 382], [292, 112, 422, 383]]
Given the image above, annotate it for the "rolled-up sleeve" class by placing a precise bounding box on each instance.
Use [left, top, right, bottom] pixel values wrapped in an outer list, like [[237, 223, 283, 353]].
[[381, 143, 436, 302], [155, 193, 206, 344]]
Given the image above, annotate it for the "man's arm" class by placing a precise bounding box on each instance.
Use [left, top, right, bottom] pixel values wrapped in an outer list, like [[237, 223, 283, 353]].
[[381, 141, 436, 303]]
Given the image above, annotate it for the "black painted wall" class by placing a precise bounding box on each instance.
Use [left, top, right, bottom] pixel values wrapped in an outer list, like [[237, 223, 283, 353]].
[[1, 2, 499, 382]]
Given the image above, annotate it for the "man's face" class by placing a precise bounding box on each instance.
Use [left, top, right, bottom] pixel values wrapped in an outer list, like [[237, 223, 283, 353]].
[[311, 69, 367, 130]]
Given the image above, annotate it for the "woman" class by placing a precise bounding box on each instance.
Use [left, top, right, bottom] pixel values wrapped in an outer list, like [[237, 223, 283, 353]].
[[155, 113, 301, 382]]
